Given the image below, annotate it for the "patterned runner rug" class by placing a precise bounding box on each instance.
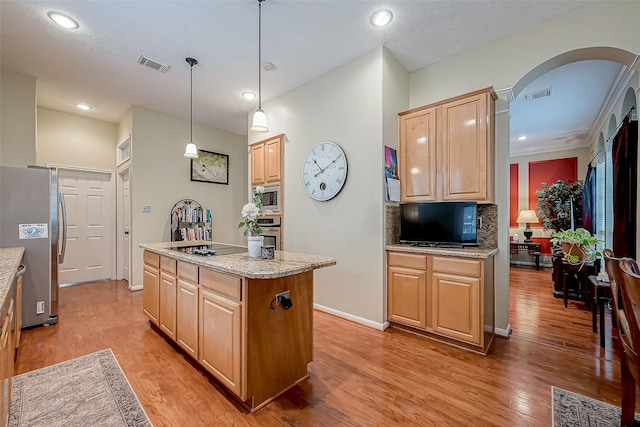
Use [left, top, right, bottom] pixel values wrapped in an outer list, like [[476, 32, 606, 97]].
[[9, 348, 152, 427], [552, 386, 640, 426]]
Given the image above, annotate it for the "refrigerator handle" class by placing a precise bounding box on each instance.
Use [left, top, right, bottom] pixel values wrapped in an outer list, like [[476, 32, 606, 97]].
[[59, 193, 68, 264]]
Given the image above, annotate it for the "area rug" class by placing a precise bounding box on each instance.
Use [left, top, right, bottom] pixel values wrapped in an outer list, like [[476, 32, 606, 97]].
[[552, 386, 640, 426], [9, 348, 152, 427]]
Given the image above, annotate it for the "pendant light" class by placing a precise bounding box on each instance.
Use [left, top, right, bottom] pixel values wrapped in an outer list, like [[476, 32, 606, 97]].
[[250, 0, 269, 133], [184, 57, 199, 158]]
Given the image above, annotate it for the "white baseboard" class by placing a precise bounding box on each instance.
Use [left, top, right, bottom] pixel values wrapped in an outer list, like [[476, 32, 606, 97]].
[[313, 304, 388, 331], [129, 284, 143, 291], [495, 323, 512, 337]]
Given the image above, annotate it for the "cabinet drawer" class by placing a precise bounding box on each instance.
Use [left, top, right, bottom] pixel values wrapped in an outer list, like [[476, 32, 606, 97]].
[[200, 268, 241, 301], [144, 251, 160, 268], [160, 256, 177, 274], [432, 256, 481, 277], [178, 261, 198, 283], [388, 252, 427, 270]]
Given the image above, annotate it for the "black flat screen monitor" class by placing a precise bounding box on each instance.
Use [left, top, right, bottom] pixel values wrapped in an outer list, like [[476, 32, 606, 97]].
[[400, 202, 478, 247]]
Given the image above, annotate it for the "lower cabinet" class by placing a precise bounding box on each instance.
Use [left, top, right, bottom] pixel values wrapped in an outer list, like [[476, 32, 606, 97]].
[[143, 252, 160, 325], [176, 262, 199, 359], [159, 256, 177, 340], [199, 288, 242, 397], [387, 250, 494, 353]]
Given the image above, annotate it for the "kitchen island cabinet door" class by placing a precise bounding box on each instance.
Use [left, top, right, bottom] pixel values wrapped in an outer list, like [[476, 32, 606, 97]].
[[142, 261, 160, 326], [159, 271, 177, 340], [177, 278, 199, 359], [199, 288, 242, 398]]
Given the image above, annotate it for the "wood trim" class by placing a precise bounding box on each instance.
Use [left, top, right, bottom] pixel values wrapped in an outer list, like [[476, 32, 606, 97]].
[[398, 87, 496, 117]]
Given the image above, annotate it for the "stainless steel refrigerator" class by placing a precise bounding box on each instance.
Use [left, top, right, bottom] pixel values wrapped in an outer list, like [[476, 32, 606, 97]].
[[0, 165, 67, 327]]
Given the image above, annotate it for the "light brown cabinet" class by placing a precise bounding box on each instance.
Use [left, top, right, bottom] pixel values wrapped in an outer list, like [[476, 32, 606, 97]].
[[387, 250, 494, 354], [143, 251, 160, 325], [387, 252, 427, 329], [177, 262, 199, 359], [199, 287, 242, 397], [159, 256, 177, 340], [398, 87, 496, 203], [250, 134, 283, 186]]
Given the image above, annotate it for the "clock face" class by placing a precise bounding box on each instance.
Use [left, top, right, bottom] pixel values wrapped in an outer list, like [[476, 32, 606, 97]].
[[302, 141, 348, 201]]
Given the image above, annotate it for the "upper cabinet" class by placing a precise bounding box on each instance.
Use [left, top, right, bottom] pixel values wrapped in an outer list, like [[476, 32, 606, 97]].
[[250, 134, 284, 186], [398, 87, 496, 204]]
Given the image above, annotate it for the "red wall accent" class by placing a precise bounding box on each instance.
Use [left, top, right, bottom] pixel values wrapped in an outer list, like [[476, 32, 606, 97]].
[[510, 163, 519, 227], [528, 157, 578, 228]]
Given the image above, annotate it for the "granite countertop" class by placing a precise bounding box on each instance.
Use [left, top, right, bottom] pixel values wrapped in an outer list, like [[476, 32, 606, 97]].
[[140, 241, 336, 279], [0, 247, 25, 307], [386, 244, 498, 259]]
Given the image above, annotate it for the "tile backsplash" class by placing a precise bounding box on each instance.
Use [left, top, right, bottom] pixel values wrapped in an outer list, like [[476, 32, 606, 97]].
[[384, 203, 498, 249]]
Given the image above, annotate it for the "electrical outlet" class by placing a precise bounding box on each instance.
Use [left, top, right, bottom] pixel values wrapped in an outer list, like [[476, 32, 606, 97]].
[[36, 301, 45, 314], [275, 290, 290, 306]]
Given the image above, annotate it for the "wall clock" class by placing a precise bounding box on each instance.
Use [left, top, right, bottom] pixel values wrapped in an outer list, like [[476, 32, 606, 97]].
[[302, 141, 348, 201]]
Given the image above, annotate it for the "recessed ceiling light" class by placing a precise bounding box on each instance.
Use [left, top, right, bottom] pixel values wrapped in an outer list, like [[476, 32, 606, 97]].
[[76, 103, 92, 111], [242, 91, 257, 100], [517, 136, 528, 141], [371, 9, 393, 27], [47, 11, 79, 29]]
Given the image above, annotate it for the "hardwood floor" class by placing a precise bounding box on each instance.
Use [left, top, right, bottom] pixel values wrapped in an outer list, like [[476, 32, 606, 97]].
[[15, 269, 630, 426]]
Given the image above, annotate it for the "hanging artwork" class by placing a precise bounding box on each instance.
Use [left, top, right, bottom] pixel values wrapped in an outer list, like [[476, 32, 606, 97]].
[[190, 150, 229, 185]]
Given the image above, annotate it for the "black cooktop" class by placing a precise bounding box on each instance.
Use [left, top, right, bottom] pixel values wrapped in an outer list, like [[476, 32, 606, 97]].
[[169, 244, 246, 256]]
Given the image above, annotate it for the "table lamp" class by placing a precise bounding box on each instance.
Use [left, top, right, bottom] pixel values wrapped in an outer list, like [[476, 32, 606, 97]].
[[517, 210, 539, 243]]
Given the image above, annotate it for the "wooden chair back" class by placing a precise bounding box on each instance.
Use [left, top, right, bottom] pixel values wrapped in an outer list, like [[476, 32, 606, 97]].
[[619, 258, 640, 362], [603, 248, 625, 315]]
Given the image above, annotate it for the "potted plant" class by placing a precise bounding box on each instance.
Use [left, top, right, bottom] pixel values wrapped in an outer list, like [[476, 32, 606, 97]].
[[238, 185, 272, 258], [537, 179, 584, 232], [550, 227, 601, 265]]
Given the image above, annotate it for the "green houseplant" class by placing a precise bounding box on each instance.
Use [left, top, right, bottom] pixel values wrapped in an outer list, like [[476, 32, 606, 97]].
[[536, 180, 584, 232], [550, 227, 601, 265]]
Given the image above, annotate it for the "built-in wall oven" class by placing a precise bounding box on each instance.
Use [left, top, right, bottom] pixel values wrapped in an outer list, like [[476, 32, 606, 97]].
[[252, 183, 280, 214], [257, 215, 281, 250]]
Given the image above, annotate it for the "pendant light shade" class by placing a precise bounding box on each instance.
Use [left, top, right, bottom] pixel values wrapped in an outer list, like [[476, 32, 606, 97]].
[[250, 0, 269, 133], [184, 57, 199, 158]]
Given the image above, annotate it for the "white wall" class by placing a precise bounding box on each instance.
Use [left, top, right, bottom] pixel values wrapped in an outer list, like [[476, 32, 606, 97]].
[[129, 107, 247, 288], [37, 107, 117, 170], [249, 48, 390, 325], [409, 1, 640, 332], [0, 70, 36, 166]]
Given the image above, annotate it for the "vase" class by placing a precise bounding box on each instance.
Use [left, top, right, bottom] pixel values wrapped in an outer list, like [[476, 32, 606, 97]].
[[562, 242, 584, 261], [247, 235, 264, 258]]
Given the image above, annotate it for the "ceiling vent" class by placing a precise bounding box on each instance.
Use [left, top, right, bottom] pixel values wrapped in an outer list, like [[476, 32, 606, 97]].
[[136, 55, 170, 73], [524, 87, 552, 101]]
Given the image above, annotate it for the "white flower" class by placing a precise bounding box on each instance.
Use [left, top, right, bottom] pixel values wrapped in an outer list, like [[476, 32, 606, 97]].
[[241, 203, 260, 220], [255, 185, 265, 194]]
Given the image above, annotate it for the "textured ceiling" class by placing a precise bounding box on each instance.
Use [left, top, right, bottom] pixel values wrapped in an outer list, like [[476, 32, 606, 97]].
[[1, 0, 620, 152]]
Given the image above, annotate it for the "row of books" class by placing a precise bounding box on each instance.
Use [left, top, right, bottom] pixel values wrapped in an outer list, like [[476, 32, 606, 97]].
[[174, 205, 212, 224], [177, 226, 212, 242]]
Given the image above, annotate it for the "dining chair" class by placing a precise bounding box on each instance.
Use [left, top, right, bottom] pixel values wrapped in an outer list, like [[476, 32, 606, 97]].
[[617, 258, 640, 426], [604, 248, 625, 328]]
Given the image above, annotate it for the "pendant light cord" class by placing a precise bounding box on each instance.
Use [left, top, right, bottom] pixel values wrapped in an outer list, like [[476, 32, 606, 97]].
[[190, 61, 193, 142], [258, 0, 264, 110]]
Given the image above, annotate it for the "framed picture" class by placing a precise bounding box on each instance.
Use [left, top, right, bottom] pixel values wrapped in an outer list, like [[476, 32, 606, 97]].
[[190, 149, 229, 185]]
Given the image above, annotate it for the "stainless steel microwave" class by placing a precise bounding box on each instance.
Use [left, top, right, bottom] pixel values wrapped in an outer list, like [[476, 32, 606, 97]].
[[252, 183, 280, 213]]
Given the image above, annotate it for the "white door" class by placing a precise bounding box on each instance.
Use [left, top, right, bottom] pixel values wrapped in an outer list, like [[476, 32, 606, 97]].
[[58, 169, 115, 284], [122, 169, 130, 283]]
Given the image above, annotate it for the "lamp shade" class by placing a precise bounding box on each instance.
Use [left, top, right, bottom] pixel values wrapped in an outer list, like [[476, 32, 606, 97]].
[[516, 210, 539, 224], [250, 108, 269, 133], [184, 142, 198, 158]]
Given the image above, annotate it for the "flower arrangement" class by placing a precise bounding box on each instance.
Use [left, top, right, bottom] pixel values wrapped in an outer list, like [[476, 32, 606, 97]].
[[238, 185, 272, 237]]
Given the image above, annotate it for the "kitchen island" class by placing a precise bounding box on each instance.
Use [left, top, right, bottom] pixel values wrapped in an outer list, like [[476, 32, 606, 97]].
[[139, 241, 335, 412]]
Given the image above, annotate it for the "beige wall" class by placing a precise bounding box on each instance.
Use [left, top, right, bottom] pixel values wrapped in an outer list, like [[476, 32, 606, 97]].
[[129, 107, 247, 289], [409, 1, 640, 333], [37, 107, 117, 170], [249, 48, 391, 326], [0, 70, 36, 166]]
